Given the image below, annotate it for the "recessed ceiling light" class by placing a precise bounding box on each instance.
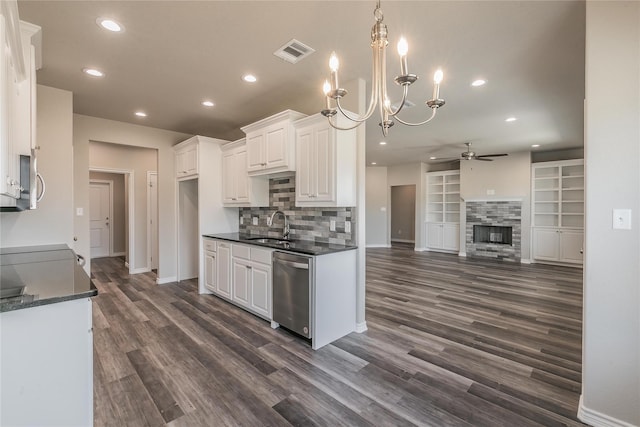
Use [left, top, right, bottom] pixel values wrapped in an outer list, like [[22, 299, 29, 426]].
[[379, 141, 387, 145], [471, 79, 486, 87], [97, 18, 124, 33], [135, 111, 147, 117], [531, 144, 540, 148], [430, 156, 437, 160], [371, 162, 377, 165], [202, 101, 214, 107], [243, 74, 257, 83], [83, 68, 104, 77], [505, 117, 517, 122]]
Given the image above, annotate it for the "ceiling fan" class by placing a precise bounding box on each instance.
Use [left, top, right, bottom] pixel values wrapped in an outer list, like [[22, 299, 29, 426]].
[[460, 142, 508, 161]]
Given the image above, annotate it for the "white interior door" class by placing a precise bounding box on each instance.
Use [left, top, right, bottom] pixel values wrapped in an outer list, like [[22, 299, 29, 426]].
[[148, 172, 158, 270], [90, 182, 110, 258]]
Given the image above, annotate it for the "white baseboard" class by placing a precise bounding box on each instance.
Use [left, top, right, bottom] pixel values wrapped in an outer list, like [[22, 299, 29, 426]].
[[111, 251, 126, 257], [130, 267, 151, 275], [520, 258, 532, 264], [414, 247, 426, 252], [391, 239, 415, 243], [156, 276, 177, 285], [578, 395, 636, 427], [366, 244, 391, 248], [458, 251, 466, 257], [355, 321, 368, 333]]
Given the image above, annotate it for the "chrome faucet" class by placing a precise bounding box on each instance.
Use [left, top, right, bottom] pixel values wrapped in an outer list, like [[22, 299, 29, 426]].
[[268, 210, 290, 240]]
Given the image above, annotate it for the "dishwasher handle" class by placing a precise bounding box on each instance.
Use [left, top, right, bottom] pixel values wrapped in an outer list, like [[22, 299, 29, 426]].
[[277, 259, 309, 270]]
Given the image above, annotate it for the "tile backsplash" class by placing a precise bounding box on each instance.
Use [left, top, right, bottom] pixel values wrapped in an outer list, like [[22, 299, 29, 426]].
[[239, 174, 355, 245]]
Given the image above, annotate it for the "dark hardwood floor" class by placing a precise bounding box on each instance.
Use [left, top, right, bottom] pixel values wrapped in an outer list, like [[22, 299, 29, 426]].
[[91, 247, 585, 426]]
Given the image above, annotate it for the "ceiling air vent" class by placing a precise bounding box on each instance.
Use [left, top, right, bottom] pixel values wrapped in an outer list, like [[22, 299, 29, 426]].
[[273, 39, 315, 64]]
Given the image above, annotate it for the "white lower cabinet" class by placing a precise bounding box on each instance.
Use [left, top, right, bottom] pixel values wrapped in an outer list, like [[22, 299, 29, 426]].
[[532, 228, 583, 264], [203, 238, 272, 319], [426, 222, 459, 252]]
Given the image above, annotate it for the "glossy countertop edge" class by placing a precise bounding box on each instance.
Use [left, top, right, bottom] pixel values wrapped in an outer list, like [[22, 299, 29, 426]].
[[203, 233, 357, 256], [0, 285, 98, 313]]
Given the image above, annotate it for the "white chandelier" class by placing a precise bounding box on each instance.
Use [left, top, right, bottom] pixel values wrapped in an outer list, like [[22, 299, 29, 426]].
[[321, 0, 445, 136]]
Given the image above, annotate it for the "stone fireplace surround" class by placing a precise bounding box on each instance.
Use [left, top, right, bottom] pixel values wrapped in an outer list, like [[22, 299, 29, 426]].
[[465, 199, 522, 262]]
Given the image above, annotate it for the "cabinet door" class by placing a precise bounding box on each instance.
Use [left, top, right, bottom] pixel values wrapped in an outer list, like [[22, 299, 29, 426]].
[[313, 125, 334, 202], [533, 228, 560, 261], [559, 230, 584, 264], [232, 258, 251, 308], [250, 264, 271, 319], [426, 223, 444, 249], [204, 251, 216, 292], [442, 223, 460, 251], [246, 132, 264, 172], [295, 126, 314, 202], [234, 148, 250, 202], [216, 243, 232, 299], [264, 123, 286, 168], [222, 150, 236, 202], [184, 146, 198, 176]]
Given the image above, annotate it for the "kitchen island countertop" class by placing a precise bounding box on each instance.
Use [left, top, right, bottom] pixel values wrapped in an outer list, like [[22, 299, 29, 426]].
[[0, 244, 97, 313], [203, 233, 357, 256]]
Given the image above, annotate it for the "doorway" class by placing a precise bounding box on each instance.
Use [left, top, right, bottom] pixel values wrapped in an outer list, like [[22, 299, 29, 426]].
[[89, 181, 112, 258], [147, 172, 158, 271], [390, 184, 416, 245]]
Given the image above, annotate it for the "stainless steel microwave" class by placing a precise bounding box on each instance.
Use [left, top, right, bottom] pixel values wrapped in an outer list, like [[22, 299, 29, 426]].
[[0, 150, 45, 212]]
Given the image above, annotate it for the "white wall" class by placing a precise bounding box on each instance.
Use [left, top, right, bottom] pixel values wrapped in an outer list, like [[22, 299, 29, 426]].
[[460, 152, 532, 260], [387, 163, 426, 249], [89, 142, 157, 271], [1, 86, 73, 248], [73, 114, 191, 279], [365, 166, 389, 247], [581, 2, 640, 426]]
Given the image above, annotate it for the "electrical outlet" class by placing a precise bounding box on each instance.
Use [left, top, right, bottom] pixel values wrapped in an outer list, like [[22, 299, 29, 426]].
[[330, 220, 336, 231], [487, 189, 495, 195], [345, 221, 351, 233], [612, 209, 632, 230], [252, 216, 258, 225]]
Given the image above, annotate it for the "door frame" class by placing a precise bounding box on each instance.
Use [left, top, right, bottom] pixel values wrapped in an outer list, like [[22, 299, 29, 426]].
[[89, 179, 113, 258], [89, 167, 135, 275], [147, 171, 158, 271]]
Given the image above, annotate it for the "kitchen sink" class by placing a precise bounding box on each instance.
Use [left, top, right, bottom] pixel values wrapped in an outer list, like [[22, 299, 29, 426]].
[[246, 237, 291, 245]]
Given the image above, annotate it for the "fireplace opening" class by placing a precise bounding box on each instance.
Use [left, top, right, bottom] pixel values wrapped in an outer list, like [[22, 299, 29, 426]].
[[473, 225, 513, 245]]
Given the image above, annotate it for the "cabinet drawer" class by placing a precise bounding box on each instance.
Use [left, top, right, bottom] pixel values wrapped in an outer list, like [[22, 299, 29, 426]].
[[203, 239, 216, 252], [232, 244, 251, 260], [251, 247, 273, 264]]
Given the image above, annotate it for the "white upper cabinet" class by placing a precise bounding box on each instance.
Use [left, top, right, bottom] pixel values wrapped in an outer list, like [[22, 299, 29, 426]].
[[174, 140, 198, 179], [241, 110, 306, 176], [221, 139, 268, 207], [1, 3, 41, 206], [293, 113, 357, 207]]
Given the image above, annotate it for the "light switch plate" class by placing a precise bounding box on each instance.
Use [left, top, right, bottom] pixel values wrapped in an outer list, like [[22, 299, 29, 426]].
[[76, 207, 83, 216], [486, 189, 495, 195], [252, 216, 258, 225], [612, 209, 632, 230]]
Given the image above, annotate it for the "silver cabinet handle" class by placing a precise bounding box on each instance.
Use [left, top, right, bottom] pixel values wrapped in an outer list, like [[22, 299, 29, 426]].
[[277, 260, 309, 270]]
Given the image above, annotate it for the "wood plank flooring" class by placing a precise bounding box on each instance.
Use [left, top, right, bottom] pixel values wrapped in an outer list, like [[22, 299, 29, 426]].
[[92, 247, 585, 426]]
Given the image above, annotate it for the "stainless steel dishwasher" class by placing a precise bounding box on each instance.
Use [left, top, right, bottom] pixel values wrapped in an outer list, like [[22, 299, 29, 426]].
[[272, 251, 313, 338]]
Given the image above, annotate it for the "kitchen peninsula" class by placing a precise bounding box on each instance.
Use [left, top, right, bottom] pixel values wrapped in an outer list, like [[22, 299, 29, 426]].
[[203, 233, 356, 350], [0, 244, 97, 426]]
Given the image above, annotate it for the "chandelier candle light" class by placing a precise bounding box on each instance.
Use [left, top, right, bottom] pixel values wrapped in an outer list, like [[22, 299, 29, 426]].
[[321, 0, 445, 136]]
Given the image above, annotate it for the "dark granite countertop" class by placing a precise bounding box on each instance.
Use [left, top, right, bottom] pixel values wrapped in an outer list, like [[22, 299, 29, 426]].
[[203, 233, 357, 256], [0, 244, 97, 313]]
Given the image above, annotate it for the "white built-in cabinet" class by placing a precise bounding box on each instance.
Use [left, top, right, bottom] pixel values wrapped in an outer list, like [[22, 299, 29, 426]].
[[531, 159, 584, 265], [425, 170, 460, 252], [241, 110, 306, 176], [203, 238, 272, 319], [0, 4, 41, 207], [175, 141, 198, 179], [293, 113, 357, 207], [221, 139, 268, 207]]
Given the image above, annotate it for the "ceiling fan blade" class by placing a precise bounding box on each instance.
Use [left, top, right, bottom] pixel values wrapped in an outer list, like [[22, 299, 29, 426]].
[[477, 153, 508, 158], [475, 157, 493, 161]]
